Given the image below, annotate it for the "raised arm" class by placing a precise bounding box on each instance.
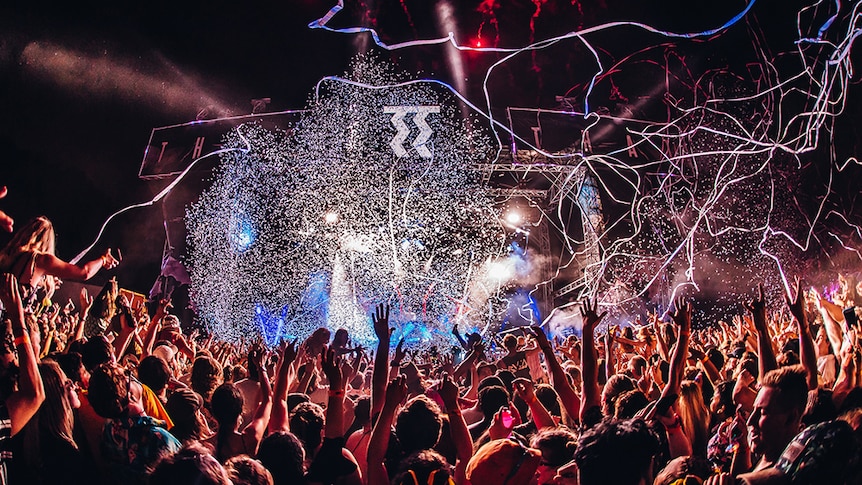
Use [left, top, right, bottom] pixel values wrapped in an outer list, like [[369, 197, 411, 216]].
[[0, 274, 45, 436], [664, 297, 691, 399], [786, 279, 817, 390], [579, 298, 607, 423], [744, 284, 777, 381], [513, 378, 556, 429], [269, 338, 298, 433], [35, 248, 119, 282], [438, 373, 472, 484], [371, 303, 391, 418], [529, 325, 581, 424], [142, 299, 171, 357], [71, 287, 93, 343], [242, 344, 272, 454], [367, 375, 406, 485], [321, 345, 346, 439]]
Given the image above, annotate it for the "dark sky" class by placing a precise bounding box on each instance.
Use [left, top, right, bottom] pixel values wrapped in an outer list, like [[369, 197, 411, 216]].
[[0, 0, 858, 299]]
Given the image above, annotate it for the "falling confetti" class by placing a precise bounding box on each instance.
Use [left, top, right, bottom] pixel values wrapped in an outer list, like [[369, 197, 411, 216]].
[[186, 56, 508, 346]]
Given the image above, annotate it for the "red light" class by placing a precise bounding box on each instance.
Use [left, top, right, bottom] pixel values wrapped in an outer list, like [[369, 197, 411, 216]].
[[475, 40, 482, 47]]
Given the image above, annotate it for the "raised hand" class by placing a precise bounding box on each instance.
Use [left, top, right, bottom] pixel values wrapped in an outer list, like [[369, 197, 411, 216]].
[[385, 375, 408, 409], [785, 278, 807, 327], [580, 298, 608, 331], [512, 377, 536, 404], [101, 249, 120, 270], [372, 303, 391, 342], [79, 287, 94, 316], [671, 297, 692, 335], [528, 326, 553, 351], [437, 373, 460, 411], [743, 284, 767, 325], [0, 274, 22, 316], [282, 338, 299, 365], [392, 338, 407, 366], [321, 345, 343, 391]]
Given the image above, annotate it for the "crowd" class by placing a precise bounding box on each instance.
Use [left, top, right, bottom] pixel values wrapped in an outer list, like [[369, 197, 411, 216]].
[[1, 185, 862, 484]]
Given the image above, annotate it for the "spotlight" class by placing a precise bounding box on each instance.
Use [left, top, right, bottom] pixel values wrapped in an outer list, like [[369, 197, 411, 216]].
[[488, 261, 512, 280], [324, 211, 339, 224], [506, 212, 523, 225]]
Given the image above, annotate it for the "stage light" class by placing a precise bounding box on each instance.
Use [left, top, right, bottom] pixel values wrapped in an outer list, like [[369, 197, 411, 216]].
[[506, 211, 522, 225], [324, 211, 339, 224], [488, 261, 513, 280]]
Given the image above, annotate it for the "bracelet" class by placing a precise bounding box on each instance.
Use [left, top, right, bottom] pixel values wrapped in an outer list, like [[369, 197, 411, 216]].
[[100, 255, 108, 266], [665, 417, 682, 430], [329, 389, 345, 398], [13, 334, 31, 347]]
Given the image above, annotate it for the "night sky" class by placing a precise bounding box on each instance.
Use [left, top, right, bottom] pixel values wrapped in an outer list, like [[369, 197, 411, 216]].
[[0, 0, 859, 313]]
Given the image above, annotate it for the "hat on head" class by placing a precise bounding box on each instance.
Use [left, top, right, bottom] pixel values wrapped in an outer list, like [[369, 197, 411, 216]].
[[466, 439, 541, 485], [153, 342, 177, 363], [166, 388, 203, 423], [163, 314, 181, 329]]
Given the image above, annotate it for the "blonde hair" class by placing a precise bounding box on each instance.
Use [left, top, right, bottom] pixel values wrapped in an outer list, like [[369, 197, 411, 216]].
[[0, 216, 55, 271], [678, 380, 710, 454]]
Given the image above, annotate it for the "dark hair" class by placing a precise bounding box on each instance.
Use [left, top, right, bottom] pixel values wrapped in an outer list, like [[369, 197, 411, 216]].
[[531, 427, 577, 468], [477, 376, 506, 394], [138, 355, 170, 394], [802, 388, 838, 426], [614, 389, 649, 419], [575, 418, 660, 485], [535, 384, 562, 417], [602, 375, 636, 416], [257, 432, 305, 485], [395, 395, 443, 454], [706, 347, 725, 371], [87, 363, 128, 419], [224, 455, 274, 485], [478, 385, 509, 420], [166, 389, 205, 442], [51, 351, 84, 385], [503, 334, 518, 350], [211, 383, 244, 459], [81, 337, 113, 371], [287, 393, 310, 412], [392, 450, 452, 485], [289, 402, 325, 457], [149, 441, 230, 485], [211, 383, 243, 425], [191, 356, 222, 402]]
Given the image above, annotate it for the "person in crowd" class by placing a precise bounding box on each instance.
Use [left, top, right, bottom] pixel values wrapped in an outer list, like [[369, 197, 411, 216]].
[[87, 362, 181, 484], [6, 190, 862, 485], [0, 274, 45, 483], [0, 216, 118, 311]]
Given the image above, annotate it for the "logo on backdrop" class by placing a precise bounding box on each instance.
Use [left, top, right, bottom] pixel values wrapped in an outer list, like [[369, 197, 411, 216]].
[[383, 105, 440, 158]]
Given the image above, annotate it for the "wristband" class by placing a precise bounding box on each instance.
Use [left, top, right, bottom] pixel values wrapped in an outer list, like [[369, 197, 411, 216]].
[[329, 389, 345, 398], [13, 334, 31, 347], [665, 417, 682, 429]]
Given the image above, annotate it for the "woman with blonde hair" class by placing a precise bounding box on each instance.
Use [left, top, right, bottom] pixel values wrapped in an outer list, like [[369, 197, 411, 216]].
[[0, 216, 118, 308], [677, 379, 711, 456]]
